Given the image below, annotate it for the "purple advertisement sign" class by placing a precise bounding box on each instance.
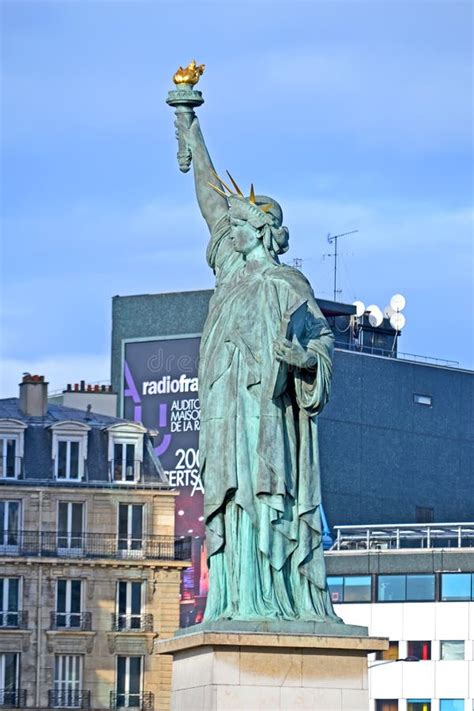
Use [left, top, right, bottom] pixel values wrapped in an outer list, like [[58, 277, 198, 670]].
[[123, 337, 208, 627]]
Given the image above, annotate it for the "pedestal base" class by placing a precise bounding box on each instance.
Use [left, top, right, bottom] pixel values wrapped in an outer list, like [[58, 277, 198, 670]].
[[156, 629, 387, 711]]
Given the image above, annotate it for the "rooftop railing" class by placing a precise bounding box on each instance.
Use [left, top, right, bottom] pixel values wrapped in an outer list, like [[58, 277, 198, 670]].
[[0, 530, 191, 562], [331, 522, 474, 551], [334, 340, 461, 369]]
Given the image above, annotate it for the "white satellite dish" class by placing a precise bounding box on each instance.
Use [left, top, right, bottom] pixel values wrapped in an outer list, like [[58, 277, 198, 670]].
[[384, 304, 395, 318], [367, 304, 383, 327], [353, 300, 365, 318], [390, 293, 406, 312], [390, 312, 406, 331]]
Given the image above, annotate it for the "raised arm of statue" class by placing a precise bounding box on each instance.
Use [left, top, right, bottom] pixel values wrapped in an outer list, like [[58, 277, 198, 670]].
[[186, 117, 228, 233]]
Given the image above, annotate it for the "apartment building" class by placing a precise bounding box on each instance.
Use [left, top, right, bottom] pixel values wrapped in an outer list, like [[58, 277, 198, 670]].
[[0, 374, 190, 711], [325, 523, 474, 711]]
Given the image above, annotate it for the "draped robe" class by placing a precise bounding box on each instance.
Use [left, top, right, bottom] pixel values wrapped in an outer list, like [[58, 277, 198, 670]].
[[199, 215, 340, 621]]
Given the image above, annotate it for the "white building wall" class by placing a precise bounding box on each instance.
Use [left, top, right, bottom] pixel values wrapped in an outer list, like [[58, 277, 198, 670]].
[[335, 601, 473, 710]]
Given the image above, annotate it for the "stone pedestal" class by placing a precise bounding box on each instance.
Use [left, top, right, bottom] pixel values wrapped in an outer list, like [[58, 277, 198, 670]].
[[156, 628, 387, 711]]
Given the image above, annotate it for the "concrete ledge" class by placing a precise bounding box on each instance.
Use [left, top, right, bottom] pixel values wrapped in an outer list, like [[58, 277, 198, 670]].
[[156, 629, 387, 655]]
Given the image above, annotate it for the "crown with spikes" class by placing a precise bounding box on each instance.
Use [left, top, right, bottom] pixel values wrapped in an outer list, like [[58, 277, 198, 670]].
[[208, 171, 278, 229]]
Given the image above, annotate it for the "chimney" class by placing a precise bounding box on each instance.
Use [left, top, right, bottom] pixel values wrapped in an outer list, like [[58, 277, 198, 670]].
[[19, 374, 49, 417]]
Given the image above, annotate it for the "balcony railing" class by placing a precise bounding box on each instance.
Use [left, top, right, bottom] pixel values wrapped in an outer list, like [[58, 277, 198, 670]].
[[110, 691, 154, 711], [0, 610, 28, 629], [50, 611, 92, 631], [48, 689, 91, 709], [0, 530, 191, 562], [0, 456, 23, 480], [0, 689, 26, 708], [110, 460, 142, 484], [111, 613, 153, 632]]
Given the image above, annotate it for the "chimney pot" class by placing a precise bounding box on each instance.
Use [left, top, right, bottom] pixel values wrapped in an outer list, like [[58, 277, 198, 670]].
[[80, 380, 85, 391]]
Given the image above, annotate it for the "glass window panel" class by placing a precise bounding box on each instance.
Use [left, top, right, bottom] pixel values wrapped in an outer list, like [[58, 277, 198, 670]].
[[71, 504, 83, 537], [118, 505, 128, 538], [7, 580, 18, 612], [327, 577, 343, 603], [126, 444, 135, 481], [7, 503, 19, 545], [406, 574, 435, 601], [116, 657, 126, 695], [376, 702, 398, 711], [407, 703, 431, 711], [118, 582, 127, 615], [131, 582, 142, 616], [58, 441, 67, 478], [440, 702, 464, 711], [57, 580, 66, 613], [6, 440, 16, 477], [128, 656, 141, 694], [70, 442, 79, 478], [344, 576, 371, 602], [440, 641, 464, 661], [4, 653, 17, 690], [378, 575, 406, 602], [407, 641, 431, 660], [441, 573, 471, 601], [70, 580, 81, 613], [58, 503, 68, 535], [114, 443, 123, 480]]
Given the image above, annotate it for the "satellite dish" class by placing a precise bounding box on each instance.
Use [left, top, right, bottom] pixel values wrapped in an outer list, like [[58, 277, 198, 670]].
[[353, 300, 365, 318], [390, 293, 406, 312], [390, 312, 406, 331], [367, 304, 383, 327], [384, 304, 395, 318]]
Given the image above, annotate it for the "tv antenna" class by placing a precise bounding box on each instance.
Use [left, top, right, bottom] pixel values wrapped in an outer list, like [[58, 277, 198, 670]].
[[326, 230, 359, 301]]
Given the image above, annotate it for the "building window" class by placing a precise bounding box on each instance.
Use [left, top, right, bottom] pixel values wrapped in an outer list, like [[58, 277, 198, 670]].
[[116, 656, 142, 708], [0, 653, 19, 707], [57, 502, 84, 552], [0, 501, 20, 552], [407, 641, 431, 660], [407, 703, 431, 711], [53, 655, 82, 708], [56, 440, 82, 480], [440, 641, 465, 661], [113, 442, 140, 483], [56, 580, 82, 629], [441, 573, 473, 601], [376, 703, 398, 711], [376, 641, 399, 661], [116, 581, 143, 630], [413, 394, 432, 406], [327, 575, 371, 603], [377, 574, 435, 602], [0, 579, 20, 628], [440, 703, 464, 711], [0, 437, 19, 479], [118, 504, 143, 555]]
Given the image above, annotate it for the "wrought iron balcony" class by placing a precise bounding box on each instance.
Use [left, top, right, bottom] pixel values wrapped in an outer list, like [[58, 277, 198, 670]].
[[110, 460, 142, 483], [111, 613, 153, 632], [48, 689, 91, 709], [0, 689, 26, 708], [0, 456, 23, 480], [0, 530, 191, 562], [50, 611, 92, 631], [0, 610, 28, 629], [110, 691, 154, 711]]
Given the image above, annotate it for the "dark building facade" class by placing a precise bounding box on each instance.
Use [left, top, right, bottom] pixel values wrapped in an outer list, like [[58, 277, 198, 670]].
[[111, 290, 474, 529]]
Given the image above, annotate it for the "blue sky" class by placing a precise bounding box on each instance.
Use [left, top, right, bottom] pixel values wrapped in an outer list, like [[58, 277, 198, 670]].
[[1, 0, 473, 396]]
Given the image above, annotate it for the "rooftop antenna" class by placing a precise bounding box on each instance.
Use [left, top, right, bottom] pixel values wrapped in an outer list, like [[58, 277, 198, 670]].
[[326, 230, 359, 301]]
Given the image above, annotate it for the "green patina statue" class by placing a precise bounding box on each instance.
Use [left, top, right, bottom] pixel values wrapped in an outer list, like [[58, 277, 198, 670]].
[[167, 63, 341, 624]]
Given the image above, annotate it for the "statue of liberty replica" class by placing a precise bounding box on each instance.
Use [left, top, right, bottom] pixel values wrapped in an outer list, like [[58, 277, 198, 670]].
[[167, 62, 342, 626]]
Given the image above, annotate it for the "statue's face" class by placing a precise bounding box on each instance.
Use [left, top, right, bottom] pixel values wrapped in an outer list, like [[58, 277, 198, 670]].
[[230, 217, 260, 255]]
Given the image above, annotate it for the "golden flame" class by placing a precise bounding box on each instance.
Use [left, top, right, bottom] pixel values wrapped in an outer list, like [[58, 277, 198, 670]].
[[173, 60, 205, 86]]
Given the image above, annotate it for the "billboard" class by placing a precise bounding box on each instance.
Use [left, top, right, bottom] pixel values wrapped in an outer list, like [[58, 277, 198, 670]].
[[122, 336, 207, 627]]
